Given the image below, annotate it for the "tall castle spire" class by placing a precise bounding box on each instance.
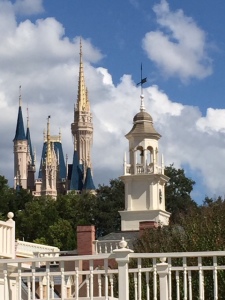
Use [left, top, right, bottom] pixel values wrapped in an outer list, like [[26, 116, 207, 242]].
[[26, 106, 36, 191], [13, 86, 28, 189], [14, 86, 26, 141], [77, 39, 90, 113], [70, 38, 95, 192]]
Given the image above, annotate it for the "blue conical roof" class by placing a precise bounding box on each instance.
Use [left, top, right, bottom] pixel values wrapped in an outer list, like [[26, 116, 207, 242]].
[[26, 127, 34, 165], [70, 150, 83, 191], [83, 167, 95, 190], [38, 141, 66, 180], [14, 106, 26, 141]]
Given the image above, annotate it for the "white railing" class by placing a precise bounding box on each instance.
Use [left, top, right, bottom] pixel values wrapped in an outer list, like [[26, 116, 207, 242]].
[[1, 239, 225, 300], [124, 163, 163, 175], [94, 240, 121, 254], [94, 239, 132, 254], [0, 212, 15, 259], [16, 240, 60, 258]]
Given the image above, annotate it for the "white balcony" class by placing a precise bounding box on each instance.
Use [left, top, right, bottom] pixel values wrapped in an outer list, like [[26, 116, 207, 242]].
[[124, 163, 163, 175], [16, 240, 60, 258], [1, 242, 225, 300]]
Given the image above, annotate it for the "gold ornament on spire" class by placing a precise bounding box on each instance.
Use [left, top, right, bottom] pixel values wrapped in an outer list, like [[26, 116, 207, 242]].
[[77, 38, 90, 112]]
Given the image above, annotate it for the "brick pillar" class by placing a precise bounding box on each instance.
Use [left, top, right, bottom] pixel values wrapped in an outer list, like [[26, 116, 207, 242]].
[[139, 221, 158, 237], [77, 225, 95, 255]]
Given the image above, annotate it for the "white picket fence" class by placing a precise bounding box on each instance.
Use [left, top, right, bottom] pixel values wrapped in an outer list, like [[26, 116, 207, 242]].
[[1, 245, 225, 299], [1, 214, 225, 299]]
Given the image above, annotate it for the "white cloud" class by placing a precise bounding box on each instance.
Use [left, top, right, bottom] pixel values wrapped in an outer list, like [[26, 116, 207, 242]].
[[197, 108, 225, 133], [142, 0, 212, 81], [14, 0, 44, 15], [0, 1, 225, 203]]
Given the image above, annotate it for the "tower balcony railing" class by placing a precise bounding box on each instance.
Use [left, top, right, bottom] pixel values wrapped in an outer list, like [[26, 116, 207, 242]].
[[1, 245, 225, 300], [125, 163, 163, 175]]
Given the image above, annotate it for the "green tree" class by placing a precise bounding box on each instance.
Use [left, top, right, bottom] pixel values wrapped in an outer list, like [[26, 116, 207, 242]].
[[16, 196, 59, 241], [134, 198, 225, 299], [95, 179, 124, 237], [165, 164, 197, 221], [0, 175, 33, 220]]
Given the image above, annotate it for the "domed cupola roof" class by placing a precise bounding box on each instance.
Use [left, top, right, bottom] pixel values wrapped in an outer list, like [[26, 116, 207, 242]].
[[126, 95, 161, 140], [133, 111, 153, 122]]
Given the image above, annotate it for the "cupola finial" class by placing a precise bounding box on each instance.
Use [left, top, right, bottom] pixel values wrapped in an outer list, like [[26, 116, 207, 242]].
[[136, 64, 147, 112]]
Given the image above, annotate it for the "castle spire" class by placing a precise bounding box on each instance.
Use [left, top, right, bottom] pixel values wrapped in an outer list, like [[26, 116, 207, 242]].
[[70, 39, 95, 192], [14, 86, 26, 141], [46, 116, 51, 166], [26, 106, 35, 165], [77, 38, 90, 112]]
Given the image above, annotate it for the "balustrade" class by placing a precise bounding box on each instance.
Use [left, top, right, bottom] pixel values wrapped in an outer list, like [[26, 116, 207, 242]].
[[1, 247, 225, 299]]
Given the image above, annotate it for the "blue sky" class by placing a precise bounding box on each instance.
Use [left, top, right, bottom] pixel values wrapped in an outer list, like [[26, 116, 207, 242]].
[[1, 0, 225, 203]]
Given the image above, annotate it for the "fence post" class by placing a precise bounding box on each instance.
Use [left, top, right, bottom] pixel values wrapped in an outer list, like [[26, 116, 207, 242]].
[[113, 238, 133, 300], [6, 212, 15, 259], [156, 257, 169, 300]]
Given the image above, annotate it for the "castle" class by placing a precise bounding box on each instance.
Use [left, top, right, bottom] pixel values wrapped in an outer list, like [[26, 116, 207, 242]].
[[13, 41, 170, 228], [13, 41, 95, 197]]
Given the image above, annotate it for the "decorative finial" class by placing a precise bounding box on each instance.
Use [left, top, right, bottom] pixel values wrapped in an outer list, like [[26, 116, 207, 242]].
[[19, 85, 22, 107], [119, 237, 128, 249], [27, 105, 29, 128], [80, 37, 82, 61], [7, 212, 14, 220], [136, 64, 147, 112], [46, 115, 51, 165], [43, 128, 46, 141], [59, 127, 61, 142]]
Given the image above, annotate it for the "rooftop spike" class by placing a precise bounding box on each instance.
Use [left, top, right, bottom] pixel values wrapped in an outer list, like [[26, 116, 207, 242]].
[[76, 38, 90, 112], [19, 85, 22, 107], [26, 107, 35, 165], [27, 106, 29, 128], [136, 64, 147, 112], [46, 116, 51, 166], [13, 86, 26, 141], [59, 127, 61, 142]]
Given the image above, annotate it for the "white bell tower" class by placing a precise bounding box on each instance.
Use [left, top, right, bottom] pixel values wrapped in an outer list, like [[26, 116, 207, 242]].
[[119, 92, 170, 231]]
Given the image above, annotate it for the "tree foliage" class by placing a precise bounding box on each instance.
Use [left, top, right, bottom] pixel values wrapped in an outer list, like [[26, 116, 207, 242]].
[[0, 175, 32, 220], [134, 197, 225, 299], [165, 164, 197, 221], [0, 165, 202, 251]]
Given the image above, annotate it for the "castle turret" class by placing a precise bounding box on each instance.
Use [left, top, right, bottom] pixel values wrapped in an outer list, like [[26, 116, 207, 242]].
[[119, 86, 170, 231], [13, 86, 28, 189], [37, 116, 58, 199], [70, 39, 95, 192], [26, 108, 36, 191]]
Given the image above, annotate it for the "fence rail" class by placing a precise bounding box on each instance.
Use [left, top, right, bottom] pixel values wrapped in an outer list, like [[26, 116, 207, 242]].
[[1, 245, 225, 299]]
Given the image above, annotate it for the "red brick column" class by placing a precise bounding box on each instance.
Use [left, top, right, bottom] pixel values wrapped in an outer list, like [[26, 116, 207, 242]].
[[77, 225, 96, 255], [139, 221, 158, 237]]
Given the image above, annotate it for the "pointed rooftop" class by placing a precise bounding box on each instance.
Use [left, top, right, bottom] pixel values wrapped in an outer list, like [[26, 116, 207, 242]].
[[14, 86, 26, 141], [76, 38, 90, 112], [70, 150, 83, 191], [83, 167, 95, 191], [26, 107, 35, 165]]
